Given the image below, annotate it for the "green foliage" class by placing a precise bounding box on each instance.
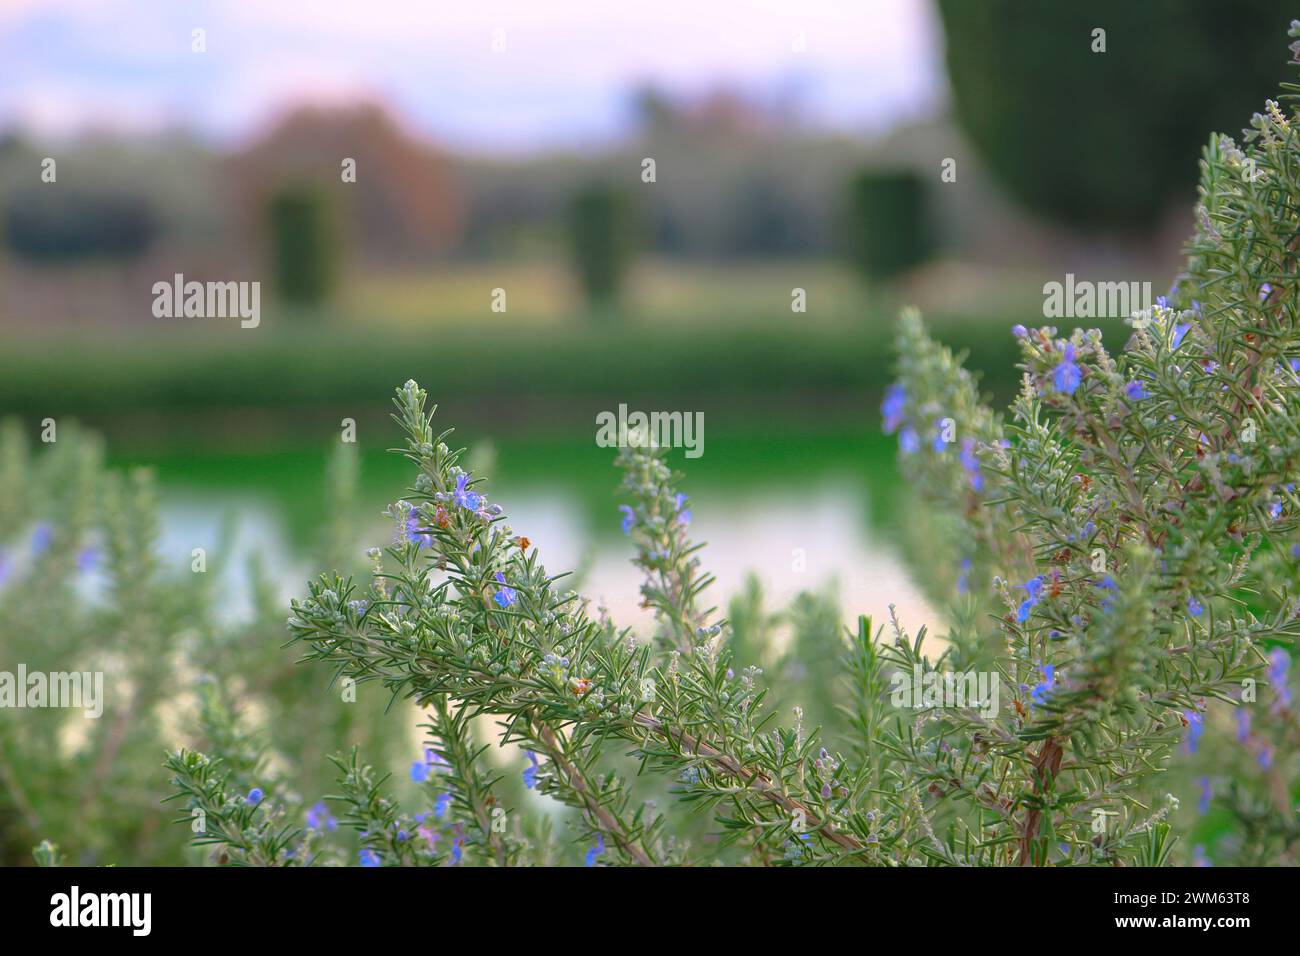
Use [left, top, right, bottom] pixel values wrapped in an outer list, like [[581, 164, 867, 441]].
[[847, 169, 931, 280], [0, 318, 1034, 429], [0, 422, 395, 865], [248, 381, 870, 865], [879, 27, 1300, 864], [567, 184, 634, 308], [0, 422, 194, 865], [267, 186, 338, 306], [937, 0, 1295, 230], [32, 839, 64, 867]]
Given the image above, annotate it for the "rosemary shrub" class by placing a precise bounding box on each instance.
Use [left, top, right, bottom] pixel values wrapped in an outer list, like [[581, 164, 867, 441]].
[[166, 24, 1300, 867], [0, 429, 402, 866], [11, 23, 1300, 870]]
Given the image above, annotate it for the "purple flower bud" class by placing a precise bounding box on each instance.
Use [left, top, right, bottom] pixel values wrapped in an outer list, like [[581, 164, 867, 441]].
[[881, 383, 906, 434], [1125, 380, 1150, 401]]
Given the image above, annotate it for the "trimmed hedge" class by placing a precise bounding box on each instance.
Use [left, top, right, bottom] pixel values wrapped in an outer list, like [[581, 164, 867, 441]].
[[267, 187, 338, 305], [568, 185, 634, 308], [847, 170, 931, 280]]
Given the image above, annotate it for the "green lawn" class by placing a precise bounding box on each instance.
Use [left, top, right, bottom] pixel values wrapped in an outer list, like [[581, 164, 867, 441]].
[[0, 309, 1044, 448], [0, 258, 1112, 451]]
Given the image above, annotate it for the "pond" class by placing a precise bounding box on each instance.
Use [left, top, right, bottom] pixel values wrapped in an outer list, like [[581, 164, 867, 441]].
[[109, 426, 944, 641]]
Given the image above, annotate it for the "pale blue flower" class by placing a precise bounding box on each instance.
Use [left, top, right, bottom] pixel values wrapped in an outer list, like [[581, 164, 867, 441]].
[[522, 750, 540, 789], [1030, 664, 1055, 706], [1269, 648, 1292, 709], [959, 438, 983, 491], [1095, 574, 1118, 612], [359, 848, 381, 867], [492, 571, 517, 608], [956, 558, 972, 595], [881, 384, 906, 434], [403, 503, 433, 548], [453, 473, 482, 511], [1053, 344, 1081, 395], [411, 748, 447, 782], [1184, 710, 1204, 753], [584, 833, 606, 867], [306, 801, 337, 831], [30, 523, 52, 555], [931, 418, 949, 453], [1017, 576, 1044, 623]]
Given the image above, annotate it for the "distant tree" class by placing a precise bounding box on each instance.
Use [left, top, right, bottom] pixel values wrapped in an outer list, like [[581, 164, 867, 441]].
[[936, 0, 1294, 231], [568, 185, 634, 309], [630, 86, 678, 133], [847, 169, 932, 280], [267, 187, 337, 306], [229, 103, 462, 265]]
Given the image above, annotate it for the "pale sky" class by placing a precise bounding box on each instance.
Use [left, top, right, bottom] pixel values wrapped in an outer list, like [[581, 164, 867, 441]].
[[0, 0, 946, 152]]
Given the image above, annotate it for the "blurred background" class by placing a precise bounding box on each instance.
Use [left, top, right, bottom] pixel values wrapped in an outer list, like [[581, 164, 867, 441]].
[[0, 0, 1296, 702], [3, 0, 1298, 868]]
